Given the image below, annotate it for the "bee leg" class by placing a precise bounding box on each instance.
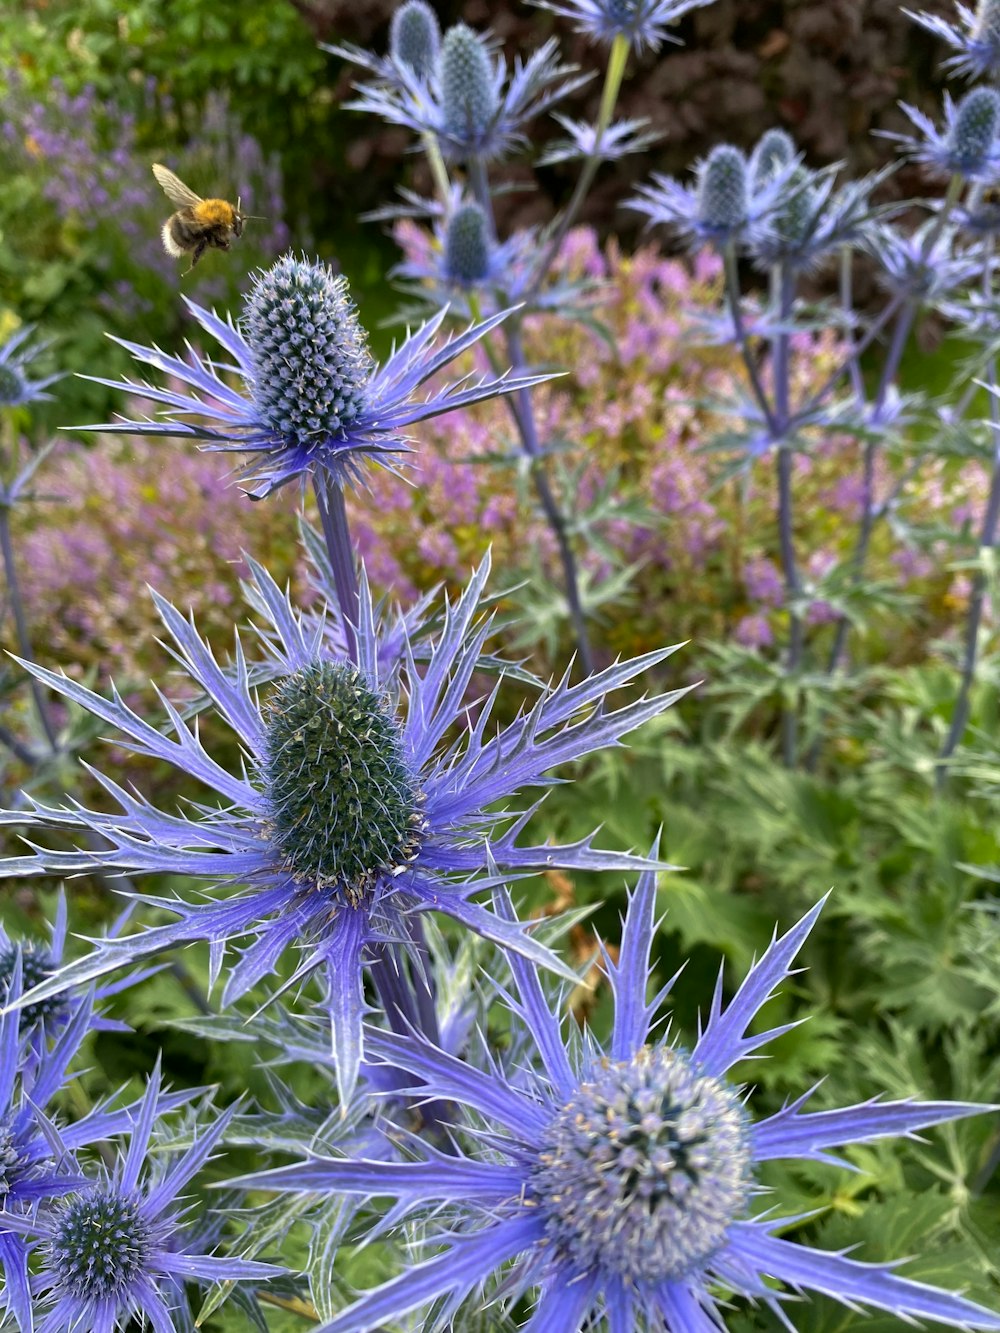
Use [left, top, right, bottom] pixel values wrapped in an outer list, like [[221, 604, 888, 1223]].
[[187, 240, 208, 272]]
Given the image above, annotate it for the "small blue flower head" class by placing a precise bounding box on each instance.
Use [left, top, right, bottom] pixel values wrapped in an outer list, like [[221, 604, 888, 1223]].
[[530, 0, 715, 52], [0, 938, 68, 1035], [439, 24, 498, 142], [888, 88, 1000, 181], [749, 162, 887, 272], [237, 882, 1000, 1332], [906, 0, 1000, 80], [345, 31, 587, 163], [630, 143, 795, 252], [0, 325, 62, 409], [243, 255, 373, 448], [84, 253, 553, 498], [536, 113, 662, 166], [443, 203, 492, 286], [13, 1062, 281, 1330], [749, 127, 796, 191], [0, 556, 685, 1104], [389, 0, 440, 78], [868, 217, 984, 300]]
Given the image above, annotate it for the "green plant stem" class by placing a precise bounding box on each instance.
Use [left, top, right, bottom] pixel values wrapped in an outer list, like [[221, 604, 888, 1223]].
[[422, 132, 451, 206]]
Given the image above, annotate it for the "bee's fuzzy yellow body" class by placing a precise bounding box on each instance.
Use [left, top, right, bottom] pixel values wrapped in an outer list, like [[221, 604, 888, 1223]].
[[152, 164, 247, 271]]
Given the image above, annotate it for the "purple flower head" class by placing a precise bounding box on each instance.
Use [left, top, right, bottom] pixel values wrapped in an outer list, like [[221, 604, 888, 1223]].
[[390, 0, 441, 78], [629, 144, 797, 252], [529, 0, 715, 52], [0, 326, 62, 409], [887, 87, 1000, 181], [906, 0, 1000, 80], [345, 28, 588, 163], [83, 253, 556, 498], [4, 1061, 280, 1331], [235, 882, 1000, 1333], [0, 556, 686, 1103], [537, 113, 663, 166], [868, 218, 985, 300]]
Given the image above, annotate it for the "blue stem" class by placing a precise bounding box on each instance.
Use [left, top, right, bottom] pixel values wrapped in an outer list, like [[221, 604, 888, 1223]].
[[313, 473, 359, 664]]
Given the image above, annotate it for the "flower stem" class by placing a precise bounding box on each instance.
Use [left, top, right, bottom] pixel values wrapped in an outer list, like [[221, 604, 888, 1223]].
[[525, 33, 630, 301], [722, 243, 778, 435], [313, 473, 359, 663], [0, 505, 59, 750], [772, 263, 802, 767], [422, 131, 452, 206]]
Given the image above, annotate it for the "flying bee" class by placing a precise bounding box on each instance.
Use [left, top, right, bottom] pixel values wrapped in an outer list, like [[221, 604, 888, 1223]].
[[152, 163, 263, 271]]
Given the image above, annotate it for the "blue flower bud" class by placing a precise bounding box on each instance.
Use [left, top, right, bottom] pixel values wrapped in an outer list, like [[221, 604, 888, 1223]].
[[697, 145, 749, 236], [974, 0, 1000, 45], [443, 203, 491, 285], [531, 1046, 751, 1283], [438, 24, 497, 144], [750, 128, 795, 192], [390, 0, 440, 79], [947, 86, 1000, 175], [0, 941, 67, 1032], [49, 1191, 152, 1301], [262, 661, 421, 901], [242, 256, 374, 448]]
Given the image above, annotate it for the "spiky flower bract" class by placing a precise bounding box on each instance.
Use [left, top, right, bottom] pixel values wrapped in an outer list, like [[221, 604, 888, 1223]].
[[906, 0, 1000, 80], [344, 31, 588, 163], [0, 326, 61, 408], [390, 0, 440, 78], [0, 967, 197, 1332], [0, 554, 687, 1102], [888, 88, 1000, 180], [3, 1061, 280, 1331], [536, 113, 662, 166], [84, 253, 556, 498], [530, 0, 715, 52], [237, 883, 1000, 1333], [748, 163, 888, 271]]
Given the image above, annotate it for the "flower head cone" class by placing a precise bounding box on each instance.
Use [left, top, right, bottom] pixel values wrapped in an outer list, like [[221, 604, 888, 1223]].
[[236, 880, 1000, 1332], [905, 0, 1000, 80], [321, 1, 441, 93], [887, 87, 1000, 181], [2, 1059, 281, 1332], [529, 0, 715, 52], [0, 554, 687, 1103], [84, 253, 558, 499], [344, 26, 588, 163], [0, 326, 62, 409]]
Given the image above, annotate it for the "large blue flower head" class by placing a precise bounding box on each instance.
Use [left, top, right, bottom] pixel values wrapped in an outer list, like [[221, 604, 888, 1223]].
[[0, 555, 686, 1102], [344, 28, 588, 163], [529, 0, 715, 52], [906, 0, 1000, 80], [0, 325, 62, 409], [87, 253, 554, 498], [3, 1061, 280, 1331], [237, 881, 1000, 1332], [888, 87, 1000, 181]]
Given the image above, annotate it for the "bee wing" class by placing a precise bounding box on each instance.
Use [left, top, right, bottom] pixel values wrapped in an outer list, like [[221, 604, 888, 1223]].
[[152, 163, 203, 209]]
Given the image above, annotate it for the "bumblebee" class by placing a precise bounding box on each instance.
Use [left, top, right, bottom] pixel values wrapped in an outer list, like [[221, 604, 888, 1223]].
[[152, 163, 256, 270]]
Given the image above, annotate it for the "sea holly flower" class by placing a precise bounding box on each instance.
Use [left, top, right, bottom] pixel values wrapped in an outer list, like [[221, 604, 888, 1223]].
[[867, 217, 986, 301], [344, 26, 588, 163], [629, 143, 797, 252], [0, 555, 687, 1102], [236, 881, 1000, 1333], [887, 87, 1000, 181], [85, 253, 556, 498], [748, 166, 888, 271], [324, 0, 441, 92], [530, 0, 715, 53], [1, 1060, 280, 1332], [0, 326, 61, 409], [0, 967, 197, 1332], [905, 0, 1000, 80], [536, 113, 663, 166]]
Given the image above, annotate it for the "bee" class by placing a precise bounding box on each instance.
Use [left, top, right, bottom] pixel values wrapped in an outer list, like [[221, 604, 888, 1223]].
[[152, 163, 260, 270]]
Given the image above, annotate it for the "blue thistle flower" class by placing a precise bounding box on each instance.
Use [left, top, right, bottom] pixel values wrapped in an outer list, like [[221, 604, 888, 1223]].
[[529, 0, 715, 52], [389, 0, 440, 78], [344, 31, 588, 163], [748, 127, 796, 190], [0, 555, 686, 1102], [3, 1061, 281, 1330], [887, 88, 1000, 181], [536, 113, 662, 165], [84, 253, 554, 498], [748, 165, 889, 272], [0, 326, 62, 409], [236, 881, 1000, 1332], [0, 967, 196, 1331], [443, 203, 492, 286], [906, 0, 1000, 80], [868, 218, 985, 300], [630, 143, 795, 251]]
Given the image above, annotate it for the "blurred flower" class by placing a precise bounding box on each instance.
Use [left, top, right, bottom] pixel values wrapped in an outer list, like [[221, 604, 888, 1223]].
[[536, 113, 663, 166], [0, 326, 62, 409], [887, 87, 1000, 180], [6, 1061, 279, 1330], [906, 0, 1000, 80], [0, 557, 685, 1102], [86, 254, 554, 498], [867, 219, 985, 300], [390, 0, 440, 78], [237, 883, 1000, 1333], [530, 0, 715, 52]]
